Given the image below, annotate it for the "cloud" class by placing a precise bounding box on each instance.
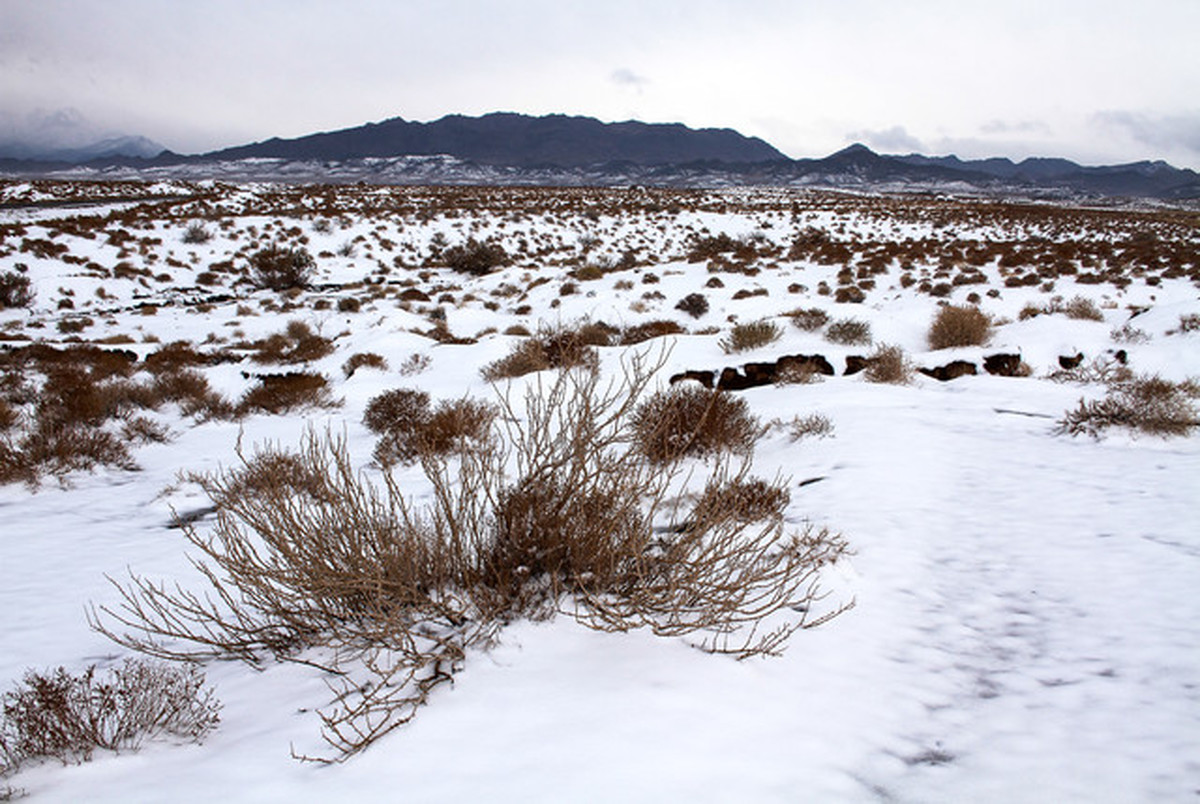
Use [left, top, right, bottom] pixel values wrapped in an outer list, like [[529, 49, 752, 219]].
[[0, 107, 111, 150], [845, 125, 925, 153], [980, 119, 1051, 136], [1092, 110, 1200, 155], [610, 68, 649, 91]]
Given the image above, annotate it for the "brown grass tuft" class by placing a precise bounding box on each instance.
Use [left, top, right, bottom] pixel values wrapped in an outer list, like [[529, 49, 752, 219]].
[[632, 386, 761, 463], [239, 372, 337, 415], [928, 304, 991, 349], [863, 343, 914, 384], [824, 318, 872, 346], [719, 320, 782, 354], [342, 352, 388, 378]]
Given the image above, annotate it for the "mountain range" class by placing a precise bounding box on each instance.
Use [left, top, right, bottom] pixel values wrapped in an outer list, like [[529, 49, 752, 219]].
[[2, 112, 1197, 200]]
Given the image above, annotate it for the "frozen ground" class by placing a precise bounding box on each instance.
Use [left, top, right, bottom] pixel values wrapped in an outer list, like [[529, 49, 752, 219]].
[[1, 183, 1198, 801]]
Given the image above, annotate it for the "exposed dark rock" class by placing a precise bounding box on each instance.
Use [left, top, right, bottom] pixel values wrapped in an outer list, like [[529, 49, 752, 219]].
[[1058, 352, 1084, 369], [983, 353, 1023, 376], [668, 369, 715, 389], [918, 360, 978, 382]]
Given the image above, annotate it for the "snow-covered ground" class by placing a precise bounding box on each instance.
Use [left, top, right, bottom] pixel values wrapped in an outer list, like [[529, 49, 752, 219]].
[[1, 183, 1198, 801]]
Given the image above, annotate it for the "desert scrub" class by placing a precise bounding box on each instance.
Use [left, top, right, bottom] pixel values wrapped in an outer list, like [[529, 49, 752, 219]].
[[0, 272, 34, 309], [238, 372, 338, 415], [181, 223, 212, 244], [674, 293, 710, 319], [824, 318, 872, 346], [719, 320, 782, 354], [248, 245, 316, 291], [481, 325, 600, 380], [247, 321, 335, 365], [774, 413, 834, 441], [1055, 374, 1200, 438], [632, 385, 761, 463], [363, 388, 496, 466], [1063, 295, 1105, 322], [787, 307, 829, 332], [863, 343, 913, 384], [92, 358, 849, 761], [0, 659, 219, 781], [928, 304, 991, 349], [342, 352, 388, 378], [441, 238, 508, 275]]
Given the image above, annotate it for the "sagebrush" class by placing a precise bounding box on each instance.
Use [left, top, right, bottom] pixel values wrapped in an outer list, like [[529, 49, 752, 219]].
[[92, 356, 848, 761], [0, 659, 219, 782]]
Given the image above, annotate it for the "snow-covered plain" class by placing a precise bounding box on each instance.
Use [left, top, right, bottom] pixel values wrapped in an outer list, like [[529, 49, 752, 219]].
[[1, 182, 1198, 802]]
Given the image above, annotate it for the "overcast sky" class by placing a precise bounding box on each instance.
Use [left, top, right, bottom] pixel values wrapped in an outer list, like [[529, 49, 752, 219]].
[[2, 0, 1198, 168]]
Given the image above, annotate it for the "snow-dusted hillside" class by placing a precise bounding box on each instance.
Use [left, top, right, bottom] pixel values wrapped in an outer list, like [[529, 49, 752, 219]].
[[1, 181, 1198, 802]]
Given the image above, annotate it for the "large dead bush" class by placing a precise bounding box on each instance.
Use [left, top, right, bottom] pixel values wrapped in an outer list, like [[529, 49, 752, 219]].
[[93, 355, 848, 762]]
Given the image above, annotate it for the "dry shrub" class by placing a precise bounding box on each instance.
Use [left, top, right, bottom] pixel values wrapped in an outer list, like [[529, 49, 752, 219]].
[[824, 318, 872, 346], [621, 319, 685, 345], [249, 321, 335, 365], [863, 343, 913, 384], [17, 422, 137, 480], [1056, 374, 1200, 438], [181, 223, 211, 244], [249, 245, 315, 291], [481, 325, 599, 381], [0, 272, 34, 310], [366, 390, 496, 466], [0, 659, 219, 780], [675, 293, 710, 319], [1048, 355, 1132, 385], [1175, 313, 1200, 334], [775, 361, 824, 385], [691, 476, 790, 524], [719, 320, 782, 354], [788, 307, 829, 332], [343, 352, 388, 378], [239, 372, 337, 415], [92, 359, 849, 761], [0, 400, 17, 433], [397, 353, 431, 376], [928, 304, 991, 349], [150, 369, 234, 421], [778, 413, 834, 441], [632, 385, 760, 463], [122, 416, 172, 444], [441, 238, 508, 275], [143, 342, 207, 375], [1063, 295, 1105, 322], [418, 399, 497, 457], [1110, 324, 1150, 344]]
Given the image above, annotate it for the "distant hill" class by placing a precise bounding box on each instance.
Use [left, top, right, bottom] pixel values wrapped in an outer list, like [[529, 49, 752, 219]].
[[0, 134, 166, 163], [2, 113, 1197, 200], [201, 112, 787, 167]]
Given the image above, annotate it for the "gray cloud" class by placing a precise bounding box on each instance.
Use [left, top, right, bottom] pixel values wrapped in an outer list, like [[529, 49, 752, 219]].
[[1092, 110, 1200, 155], [610, 68, 649, 91], [846, 125, 925, 154], [0, 107, 117, 151], [980, 119, 1051, 136]]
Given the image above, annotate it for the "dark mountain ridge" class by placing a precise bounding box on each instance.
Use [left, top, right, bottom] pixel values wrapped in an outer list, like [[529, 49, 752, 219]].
[[204, 112, 787, 167], [2, 113, 1197, 200]]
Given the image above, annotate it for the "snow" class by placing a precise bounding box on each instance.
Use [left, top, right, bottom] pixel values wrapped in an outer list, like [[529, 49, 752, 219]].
[[1, 182, 1198, 801]]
